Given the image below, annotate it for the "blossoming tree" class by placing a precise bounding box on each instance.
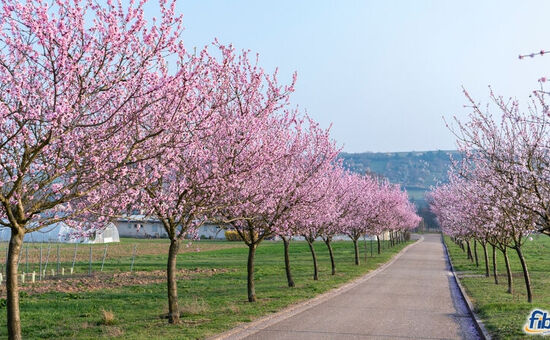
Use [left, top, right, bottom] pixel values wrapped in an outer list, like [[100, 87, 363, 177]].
[[0, 0, 185, 337]]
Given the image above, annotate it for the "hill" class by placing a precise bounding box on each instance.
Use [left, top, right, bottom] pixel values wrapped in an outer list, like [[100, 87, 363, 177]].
[[339, 150, 459, 229]]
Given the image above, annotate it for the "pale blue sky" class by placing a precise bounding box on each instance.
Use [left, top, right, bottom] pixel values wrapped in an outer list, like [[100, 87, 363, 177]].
[[153, 1, 550, 152]]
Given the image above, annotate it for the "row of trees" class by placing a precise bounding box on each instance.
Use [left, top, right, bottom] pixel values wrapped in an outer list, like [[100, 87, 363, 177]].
[[429, 84, 549, 303], [0, 1, 419, 338], [275, 168, 420, 288]]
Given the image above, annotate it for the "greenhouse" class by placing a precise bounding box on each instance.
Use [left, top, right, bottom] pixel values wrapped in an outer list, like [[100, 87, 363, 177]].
[[0, 222, 120, 243]]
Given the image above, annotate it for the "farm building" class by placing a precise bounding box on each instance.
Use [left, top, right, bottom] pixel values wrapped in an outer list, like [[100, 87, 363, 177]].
[[199, 224, 226, 239], [0, 222, 120, 243], [115, 215, 165, 238], [114, 215, 226, 239]]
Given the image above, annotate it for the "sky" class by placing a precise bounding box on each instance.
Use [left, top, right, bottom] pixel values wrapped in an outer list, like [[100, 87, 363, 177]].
[[152, 0, 550, 153]]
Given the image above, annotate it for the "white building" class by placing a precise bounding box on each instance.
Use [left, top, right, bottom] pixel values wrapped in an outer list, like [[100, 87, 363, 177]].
[[199, 224, 226, 239], [115, 215, 166, 238], [114, 215, 226, 240]]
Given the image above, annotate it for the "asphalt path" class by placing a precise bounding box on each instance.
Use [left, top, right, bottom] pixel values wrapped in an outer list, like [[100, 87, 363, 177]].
[[226, 234, 480, 340]]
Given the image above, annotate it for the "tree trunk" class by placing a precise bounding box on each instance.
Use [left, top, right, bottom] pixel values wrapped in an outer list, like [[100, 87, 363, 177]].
[[515, 246, 532, 303], [502, 247, 513, 294], [247, 244, 257, 302], [376, 235, 381, 254], [482, 242, 489, 277], [492, 244, 498, 285], [281, 236, 295, 287], [7, 227, 24, 340], [324, 237, 336, 275], [473, 240, 479, 267], [306, 238, 318, 280], [466, 240, 473, 262], [167, 238, 181, 324], [353, 238, 360, 265]]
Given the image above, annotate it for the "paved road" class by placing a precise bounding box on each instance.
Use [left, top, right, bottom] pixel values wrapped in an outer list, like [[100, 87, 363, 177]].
[[238, 234, 480, 340]]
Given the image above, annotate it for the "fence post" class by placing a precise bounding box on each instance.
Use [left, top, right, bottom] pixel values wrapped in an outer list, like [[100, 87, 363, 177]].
[[44, 243, 51, 277], [130, 244, 137, 273], [363, 235, 367, 263], [370, 237, 373, 257], [100, 244, 108, 272], [71, 243, 78, 274], [25, 245, 28, 273], [39, 243, 43, 280], [88, 245, 92, 276], [56, 244, 60, 276]]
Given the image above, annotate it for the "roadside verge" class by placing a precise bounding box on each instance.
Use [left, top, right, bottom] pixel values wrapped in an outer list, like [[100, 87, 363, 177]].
[[441, 234, 492, 340]]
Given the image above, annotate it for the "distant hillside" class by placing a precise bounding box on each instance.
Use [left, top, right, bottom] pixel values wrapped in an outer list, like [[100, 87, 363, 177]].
[[339, 150, 460, 229]]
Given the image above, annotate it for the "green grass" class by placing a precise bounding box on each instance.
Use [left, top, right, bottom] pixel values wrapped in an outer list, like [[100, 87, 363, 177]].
[[444, 235, 550, 339], [0, 239, 245, 276], [1, 238, 411, 339]]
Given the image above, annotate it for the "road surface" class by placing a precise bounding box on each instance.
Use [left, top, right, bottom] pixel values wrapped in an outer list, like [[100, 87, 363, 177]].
[[230, 234, 480, 340]]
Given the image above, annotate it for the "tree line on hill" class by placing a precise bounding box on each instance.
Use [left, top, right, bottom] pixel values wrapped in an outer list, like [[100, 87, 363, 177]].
[[339, 150, 459, 230]]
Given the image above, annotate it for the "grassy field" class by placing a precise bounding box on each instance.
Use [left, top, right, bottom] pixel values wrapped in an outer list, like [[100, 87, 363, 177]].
[[0, 238, 245, 277], [444, 235, 550, 339], [0, 238, 412, 339]]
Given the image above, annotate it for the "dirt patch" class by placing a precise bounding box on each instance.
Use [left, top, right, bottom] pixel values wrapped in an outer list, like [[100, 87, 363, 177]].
[[0, 268, 228, 297]]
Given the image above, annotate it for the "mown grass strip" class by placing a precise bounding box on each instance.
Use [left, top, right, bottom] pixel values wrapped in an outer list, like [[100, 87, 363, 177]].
[[444, 235, 550, 340]]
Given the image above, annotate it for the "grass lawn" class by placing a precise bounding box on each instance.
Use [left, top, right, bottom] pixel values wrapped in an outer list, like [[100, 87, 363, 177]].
[[1, 238, 412, 339], [0, 238, 245, 276], [444, 235, 550, 339]]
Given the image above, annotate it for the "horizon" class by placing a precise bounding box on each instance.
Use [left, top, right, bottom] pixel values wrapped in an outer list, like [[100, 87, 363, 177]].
[[341, 149, 458, 154]]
